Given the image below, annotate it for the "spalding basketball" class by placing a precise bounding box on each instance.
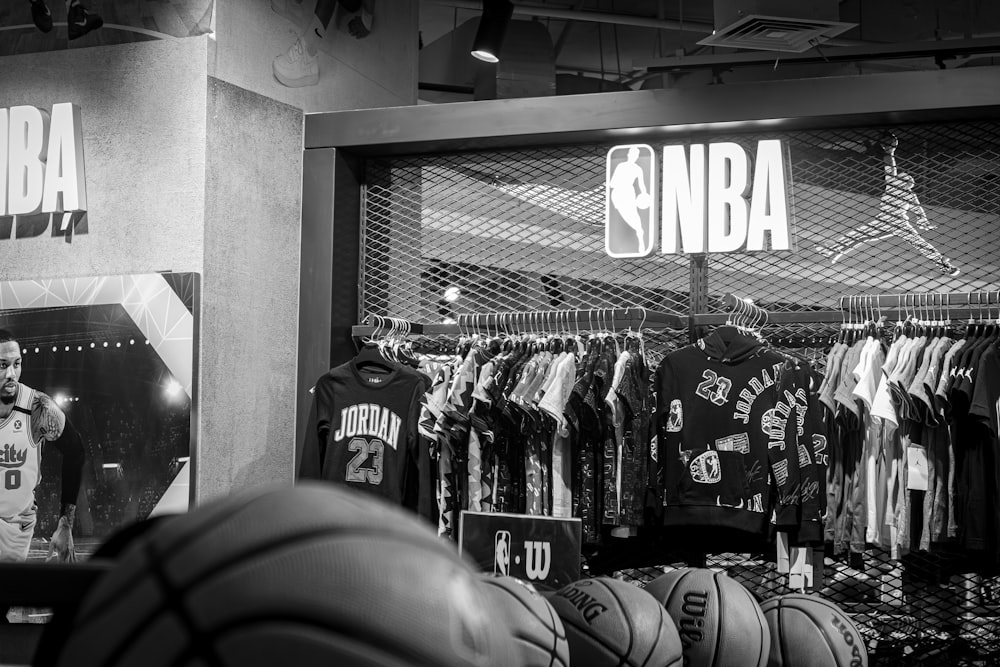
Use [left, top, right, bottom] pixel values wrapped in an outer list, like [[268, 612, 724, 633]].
[[548, 576, 683, 667], [760, 593, 868, 667], [480, 575, 569, 667], [41, 483, 517, 667], [635, 192, 651, 210], [645, 567, 770, 667]]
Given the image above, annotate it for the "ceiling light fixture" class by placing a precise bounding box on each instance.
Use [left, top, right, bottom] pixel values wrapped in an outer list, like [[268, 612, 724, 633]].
[[471, 0, 514, 63]]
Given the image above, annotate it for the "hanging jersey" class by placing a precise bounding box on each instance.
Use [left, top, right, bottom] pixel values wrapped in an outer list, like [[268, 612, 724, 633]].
[[654, 328, 802, 539], [0, 384, 43, 518], [300, 361, 431, 515]]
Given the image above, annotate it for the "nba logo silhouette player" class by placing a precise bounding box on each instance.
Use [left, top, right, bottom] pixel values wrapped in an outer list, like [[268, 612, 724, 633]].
[[605, 144, 656, 258], [494, 530, 511, 576]]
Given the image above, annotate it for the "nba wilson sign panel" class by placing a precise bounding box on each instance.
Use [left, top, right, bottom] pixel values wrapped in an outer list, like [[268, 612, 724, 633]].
[[605, 141, 792, 258], [0, 103, 88, 241]]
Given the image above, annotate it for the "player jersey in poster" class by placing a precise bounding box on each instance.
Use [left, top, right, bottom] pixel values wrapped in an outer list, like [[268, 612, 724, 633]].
[[300, 360, 432, 518], [0, 383, 43, 518]]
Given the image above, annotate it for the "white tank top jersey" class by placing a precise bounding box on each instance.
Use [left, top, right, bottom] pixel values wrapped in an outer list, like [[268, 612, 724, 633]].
[[0, 384, 43, 518]]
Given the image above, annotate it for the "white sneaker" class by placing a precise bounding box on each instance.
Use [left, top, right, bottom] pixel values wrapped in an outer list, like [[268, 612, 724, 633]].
[[273, 37, 319, 88], [271, 0, 305, 26]]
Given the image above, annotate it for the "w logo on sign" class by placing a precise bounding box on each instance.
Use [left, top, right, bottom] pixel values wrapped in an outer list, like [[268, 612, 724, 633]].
[[605, 144, 656, 258], [524, 540, 551, 581]]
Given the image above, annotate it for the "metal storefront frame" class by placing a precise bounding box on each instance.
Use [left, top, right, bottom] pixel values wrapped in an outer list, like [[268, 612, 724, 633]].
[[300, 66, 1000, 666]]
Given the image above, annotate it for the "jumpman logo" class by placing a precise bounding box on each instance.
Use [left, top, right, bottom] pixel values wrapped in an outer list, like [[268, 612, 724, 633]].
[[815, 132, 960, 277], [605, 144, 656, 258]]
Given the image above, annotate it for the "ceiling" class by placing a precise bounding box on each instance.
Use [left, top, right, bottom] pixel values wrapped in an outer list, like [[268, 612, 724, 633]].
[[417, 0, 1000, 103]]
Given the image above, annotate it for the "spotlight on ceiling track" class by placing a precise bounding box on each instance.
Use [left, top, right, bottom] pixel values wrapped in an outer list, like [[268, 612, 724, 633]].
[[471, 0, 514, 63]]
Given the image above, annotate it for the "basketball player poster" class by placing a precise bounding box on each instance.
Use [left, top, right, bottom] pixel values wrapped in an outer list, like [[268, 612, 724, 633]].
[[0, 272, 197, 565], [605, 144, 657, 259]]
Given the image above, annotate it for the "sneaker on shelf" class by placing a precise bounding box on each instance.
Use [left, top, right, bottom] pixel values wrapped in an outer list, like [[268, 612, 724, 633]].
[[347, 3, 374, 39], [271, 0, 306, 26], [30, 0, 53, 33], [68, 3, 103, 40], [273, 37, 319, 88]]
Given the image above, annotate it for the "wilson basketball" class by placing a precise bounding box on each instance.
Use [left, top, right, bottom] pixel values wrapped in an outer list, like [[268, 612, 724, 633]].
[[42, 483, 517, 667], [548, 576, 683, 667], [644, 567, 770, 667], [480, 575, 570, 667], [760, 593, 868, 667]]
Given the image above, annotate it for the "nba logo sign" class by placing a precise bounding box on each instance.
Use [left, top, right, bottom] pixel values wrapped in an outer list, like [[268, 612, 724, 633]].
[[494, 530, 511, 576], [605, 144, 656, 258]]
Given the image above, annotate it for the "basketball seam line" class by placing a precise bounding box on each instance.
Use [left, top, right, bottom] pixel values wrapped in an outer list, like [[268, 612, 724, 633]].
[[544, 602, 567, 667], [602, 581, 638, 667], [154, 538, 230, 667], [756, 596, 767, 667], [660, 571, 687, 665], [483, 581, 568, 663], [175, 614, 456, 666], [559, 614, 640, 666], [642, 607, 666, 667], [65, 526, 456, 646], [798, 601, 845, 663], [713, 573, 724, 667], [776, 601, 790, 667]]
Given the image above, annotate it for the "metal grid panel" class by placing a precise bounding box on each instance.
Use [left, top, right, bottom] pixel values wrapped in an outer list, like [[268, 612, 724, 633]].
[[362, 145, 692, 328], [706, 122, 1000, 313]]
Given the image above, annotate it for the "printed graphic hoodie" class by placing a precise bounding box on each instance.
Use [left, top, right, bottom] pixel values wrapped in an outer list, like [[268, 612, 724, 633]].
[[654, 326, 803, 538]]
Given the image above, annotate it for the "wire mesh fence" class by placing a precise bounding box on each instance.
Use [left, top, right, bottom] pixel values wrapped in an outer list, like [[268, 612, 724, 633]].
[[360, 118, 1000, 666]]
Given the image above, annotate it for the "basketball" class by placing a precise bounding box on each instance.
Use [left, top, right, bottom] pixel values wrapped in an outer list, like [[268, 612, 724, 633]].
[[644, 567, 770, 667], [760, 593, 868, 667], [635, 192, 651, 210], [41, 483, 517, 667], [547, 576, 683, 667], [480, 575, 570, 667]]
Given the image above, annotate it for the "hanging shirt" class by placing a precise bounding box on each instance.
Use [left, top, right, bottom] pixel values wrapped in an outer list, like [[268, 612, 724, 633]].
[[654, 327, 802, 540], [300, 360, 432, 519]]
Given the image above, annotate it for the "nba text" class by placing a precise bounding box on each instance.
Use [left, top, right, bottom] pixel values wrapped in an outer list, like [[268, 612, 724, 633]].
[[0, 104, 88, 241], [662, 140, 790, 254]]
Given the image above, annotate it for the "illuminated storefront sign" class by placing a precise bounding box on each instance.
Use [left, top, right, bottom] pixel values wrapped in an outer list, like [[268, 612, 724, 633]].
[[605, 140, 791, 258], [0, 102, 88, 240]]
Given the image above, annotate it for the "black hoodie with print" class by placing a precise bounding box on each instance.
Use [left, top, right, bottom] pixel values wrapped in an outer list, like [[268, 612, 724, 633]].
[[654, 326, 803, 538]]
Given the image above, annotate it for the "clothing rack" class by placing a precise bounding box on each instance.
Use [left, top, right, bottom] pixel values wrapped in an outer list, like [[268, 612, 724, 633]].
[[353, 290, 999, 341], [838, 290, 1000, 323], [351, 307, 687, 339]]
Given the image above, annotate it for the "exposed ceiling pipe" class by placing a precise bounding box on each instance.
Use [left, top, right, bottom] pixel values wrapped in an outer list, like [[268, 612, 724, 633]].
[[425, 0, 714, 33], [553, 0, 586, 58]]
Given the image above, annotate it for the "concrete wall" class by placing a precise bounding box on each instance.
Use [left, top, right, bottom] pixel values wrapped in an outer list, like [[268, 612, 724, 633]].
[[0, 38, 208, 279], [200, 77, 303, 501]]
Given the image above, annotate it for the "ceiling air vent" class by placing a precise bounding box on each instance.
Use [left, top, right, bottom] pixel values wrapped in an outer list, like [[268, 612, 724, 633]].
[[701, 0, 855, 53], [698, 14, 856, 52]]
